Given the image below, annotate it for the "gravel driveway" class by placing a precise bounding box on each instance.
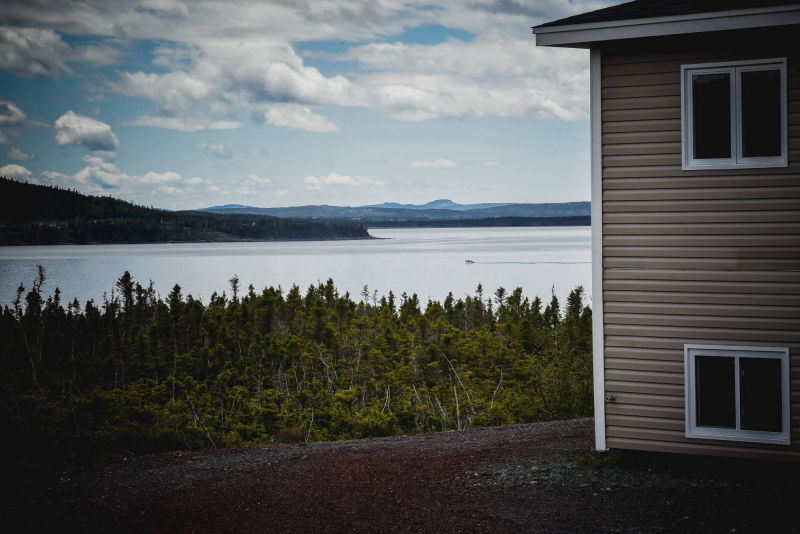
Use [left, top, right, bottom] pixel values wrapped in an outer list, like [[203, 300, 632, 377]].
[[7, 418, 799, 533]]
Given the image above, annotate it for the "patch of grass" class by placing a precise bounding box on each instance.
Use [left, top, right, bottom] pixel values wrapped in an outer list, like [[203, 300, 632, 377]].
[[571, 448, 622, 469]]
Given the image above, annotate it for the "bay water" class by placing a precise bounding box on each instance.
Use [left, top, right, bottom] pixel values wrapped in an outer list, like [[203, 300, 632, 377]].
[[0, 227, 592, 308]]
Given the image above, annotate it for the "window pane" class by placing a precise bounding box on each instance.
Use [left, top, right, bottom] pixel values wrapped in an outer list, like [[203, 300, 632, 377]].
[[696, 356, 735, 428], [741, 69, 781, 158], [692, 73, 731, 159], [740, 357, 782, 432]]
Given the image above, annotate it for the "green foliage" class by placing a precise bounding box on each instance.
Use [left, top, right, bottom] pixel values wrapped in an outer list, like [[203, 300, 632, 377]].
[[0, 269, 593, 460]]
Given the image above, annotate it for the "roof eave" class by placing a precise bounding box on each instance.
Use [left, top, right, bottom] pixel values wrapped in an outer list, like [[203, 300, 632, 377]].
[[533, 5, 800, 48]]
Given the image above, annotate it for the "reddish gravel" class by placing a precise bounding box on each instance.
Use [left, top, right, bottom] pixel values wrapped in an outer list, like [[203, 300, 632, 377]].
[[8, 418, 800, 533]]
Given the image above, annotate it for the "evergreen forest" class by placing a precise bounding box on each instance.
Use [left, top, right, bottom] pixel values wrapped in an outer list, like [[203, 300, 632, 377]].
[[0, 268, 593, 464], [0, 178, 370, 244]]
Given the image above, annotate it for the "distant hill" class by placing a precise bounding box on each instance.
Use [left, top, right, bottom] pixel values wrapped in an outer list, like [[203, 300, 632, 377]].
[[0, 178, 371, 245], [200, 201, 591, 225]]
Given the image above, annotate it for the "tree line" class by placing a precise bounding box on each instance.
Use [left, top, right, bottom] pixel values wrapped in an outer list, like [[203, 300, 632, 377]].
[[0, 177, 370, 244], [0, 268, 592, 462]]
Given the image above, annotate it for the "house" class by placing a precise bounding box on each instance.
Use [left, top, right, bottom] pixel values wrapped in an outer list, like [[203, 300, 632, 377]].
[[533, 0, 800, 460]]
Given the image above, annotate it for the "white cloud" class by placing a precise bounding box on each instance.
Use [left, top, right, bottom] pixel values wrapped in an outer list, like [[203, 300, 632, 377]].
[[39, 150, 203, 193], [5, 146, 34, 161], [196, 142, 232, 159], [123, 115, 242, 132], [482, 161, 501, 166], [0, 163, 32, 177], [303, 172, 381, 190], [0, 101, 26, 126], [0, 26, 72, 79], [264, 104, 339, 133], [0, 0, 597, 126], [54, 111, 120, 151], [69, 43, 122, 67], [410, 158, 456, 168], [140, 170, 182, 184], [248, 173, 271, 185]]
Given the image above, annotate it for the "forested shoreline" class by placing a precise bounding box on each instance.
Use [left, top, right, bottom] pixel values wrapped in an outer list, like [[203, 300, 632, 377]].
[[0, 268, 592, 463], [0, 178, 371, 245]]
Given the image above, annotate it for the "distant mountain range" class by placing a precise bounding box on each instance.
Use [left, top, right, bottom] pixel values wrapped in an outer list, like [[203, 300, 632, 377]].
[[200, 200, 591, 225]]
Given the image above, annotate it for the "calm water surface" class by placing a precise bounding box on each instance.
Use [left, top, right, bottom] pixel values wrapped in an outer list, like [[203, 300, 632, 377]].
[[0, 227, 592, 307]]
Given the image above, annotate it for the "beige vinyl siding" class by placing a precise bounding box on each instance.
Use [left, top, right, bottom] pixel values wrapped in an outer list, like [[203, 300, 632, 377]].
[[600, 36, 800, 460]]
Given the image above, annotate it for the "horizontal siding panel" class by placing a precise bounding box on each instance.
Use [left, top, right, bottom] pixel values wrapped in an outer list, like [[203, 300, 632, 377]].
[[602, 60, 685, 77], [605, 379, 684, 396], [605, 403, 684, 419], [606, 368, 684, 385], [604, 257, 800, 271], [603, 175, 800, 190], [602, 83, 680, 99], [602, 108, 680, 122], [607, 391, 684, 408], [603, 279, 800, 293], [606, 414, 685, 431], [604, 210, 800, 224], [603, 72, 679, 88], [603, 269, 800, 284], [604, 153, 682, 167], [602, 130, 680, 145], [607, 426, 800, 449], [603, 142, 680, 156], [604, 164, 799, 178], [605, 312, 800, 332], [604, 290, 800, 308], [604, 348, 800, 370], [605, 346, 685, 362], [603, 118, 680, 134], [602, 51, 720, 66], [604, 234, 800, 247], [604, 198, 800, 212], [604, 186, 800, 201], [605, 357, 684, 373], [606, 437, 800, 460], [604, 301, 800, 319], [603, 222, 800, 235], [603, 245, 800, 258], [603, 95, 680, 111], [605, 335, 800, 355], [604, 324, 800, 343]]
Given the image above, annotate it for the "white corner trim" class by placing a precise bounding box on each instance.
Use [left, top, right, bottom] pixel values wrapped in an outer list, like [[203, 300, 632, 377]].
[[590, 48, 606, 452], [534, 6, 800, 47]]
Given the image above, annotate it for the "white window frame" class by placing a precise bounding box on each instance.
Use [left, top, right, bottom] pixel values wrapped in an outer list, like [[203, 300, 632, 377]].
[[681, 58, 787, 170], [684, 344, 790, 445]]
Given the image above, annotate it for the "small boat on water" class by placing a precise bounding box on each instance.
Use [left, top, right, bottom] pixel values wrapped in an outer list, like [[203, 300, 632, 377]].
[[465, 259, 474, 264]]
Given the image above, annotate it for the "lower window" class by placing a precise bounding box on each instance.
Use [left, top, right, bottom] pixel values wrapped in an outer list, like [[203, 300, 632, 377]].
[[684, 344, 790, 445]]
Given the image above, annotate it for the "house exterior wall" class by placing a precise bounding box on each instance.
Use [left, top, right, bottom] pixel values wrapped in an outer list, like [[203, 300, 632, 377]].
[[599, 29, 800, 460]]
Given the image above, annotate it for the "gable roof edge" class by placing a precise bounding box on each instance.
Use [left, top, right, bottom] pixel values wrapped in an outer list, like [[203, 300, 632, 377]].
[[533, 4, 800, 48]]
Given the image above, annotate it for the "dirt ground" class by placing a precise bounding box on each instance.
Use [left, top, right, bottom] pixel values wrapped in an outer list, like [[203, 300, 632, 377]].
[[6, 418, 800, 533]]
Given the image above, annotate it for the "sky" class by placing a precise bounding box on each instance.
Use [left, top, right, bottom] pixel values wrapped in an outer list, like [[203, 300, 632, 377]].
[[0, 0, 616, 210]]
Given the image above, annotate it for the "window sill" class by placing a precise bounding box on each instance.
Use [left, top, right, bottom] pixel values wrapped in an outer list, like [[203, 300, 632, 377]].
[[682, 158, 788, 170], [686, 427, 791, 446]]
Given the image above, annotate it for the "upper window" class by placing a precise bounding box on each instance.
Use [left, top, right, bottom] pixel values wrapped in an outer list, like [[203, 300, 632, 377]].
[[681, 58, 787, 170], [684, 344, 790, 445]]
